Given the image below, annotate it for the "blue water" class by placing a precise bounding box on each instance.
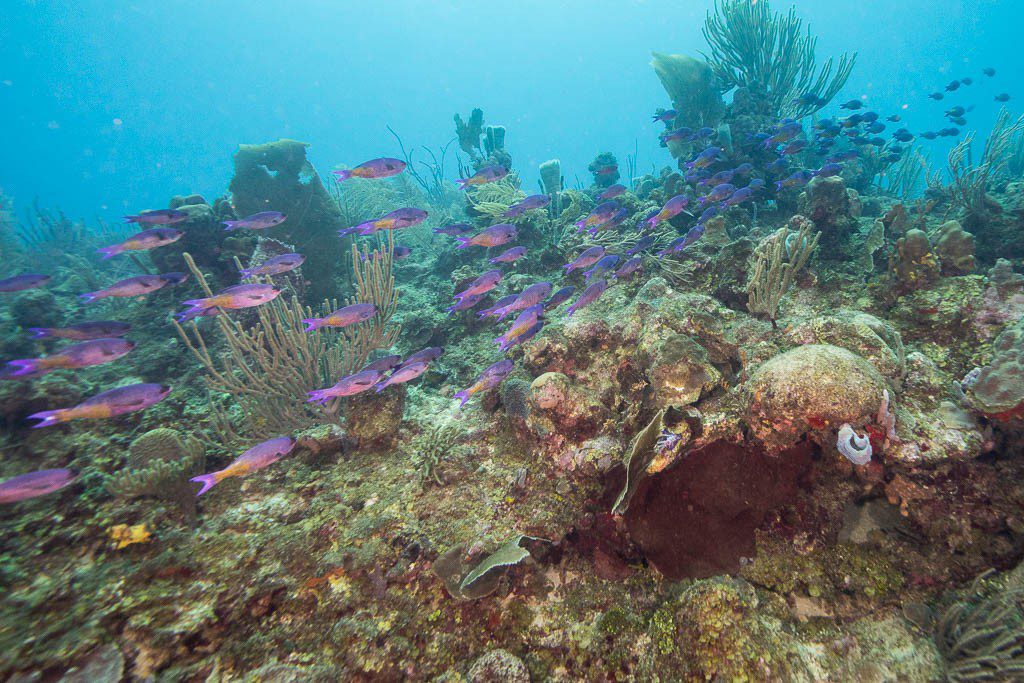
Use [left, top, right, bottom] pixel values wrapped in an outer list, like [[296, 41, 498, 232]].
[[1, 0, 1021, 219]]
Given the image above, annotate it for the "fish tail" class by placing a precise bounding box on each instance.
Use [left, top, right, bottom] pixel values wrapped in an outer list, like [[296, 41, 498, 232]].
[[174, 306, 207, 323], [123, 215, 140, 223], [238, 266, 254, 279], [453, 390, 470, 408], [454, 236, 472, 249], [189, 473, 220, 497], [455, 178, 469, 190], [306, 389, 331, 404], [27, 409, 65, 428], [27, 328, 52, 339], [337, 227, 358, 238], [222, 220, 240, 231], [301, 318, 322, 332], [97, 245, 122, 259], [332, 169, 352, 181], [374, 382, 387, 393], [79, 292, 99, 303], [5, 359, 44, 377]]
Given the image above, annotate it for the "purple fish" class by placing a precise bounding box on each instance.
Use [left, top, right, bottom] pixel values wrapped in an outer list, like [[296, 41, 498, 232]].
[[4, 337, 135, 379], [686, 169, 710, 185], [28, 383, 171, 428], [97, 227, 182, 259], [455, 224, 518, 249], [0, 469, 76, 504], [544, 286, 575, 312], [332, 157, 406, 181], [399, 347, 444, 368], [813, 163, 843, 178], [223, 211, 287, 231], [433, 223, 476, 236], [627, 236, 656, 256], [0, 273, 51, 293], [504, 195, 551, 217], [376, 361, 428, 392], [566, 279, 608, 317], [446, 292, 486, 315], [478, 294, 518, 319], [28, 320, 131, 341], [652, 109, 678, 123], [583, 254, 620, 283], [747, 178, 767, 191], [307, 370, 382, 404], [489, 246, 527, 264], [686, 147, 722, 170], [190, 437, 296, 496], [645, 195, 690, 229], [495, 282, 553, 320], [340, 208, 428, 237], [176, 284, 281, 322], [776, 170, 813, 191], [574, 201, 621, 231], [302, 303, 377, 332], [564, 246, 606, 274], [240, 253, 306, 279], [723, 187, 755, 206], [124, 209, 188, 225], [697, 170, 735, 188], [361, 354, 403, 373], [495, 305, 544, 352], [454, 270, 503, 301], [362, 245, 412, 262], [780, 139, 809, 156], [614, 256, 643, 279], [700, 183, 735, 206], [733, 163, 754, 176], [764, 122, 802, 148], [588, 208, 629, 236], [660, 127, 692, 143], [80, 273, 188, 303], [456, 165, 508, 189], [453, 359, 515, 408], [599, 184, 627, 200], [696, 205, 721, 224]]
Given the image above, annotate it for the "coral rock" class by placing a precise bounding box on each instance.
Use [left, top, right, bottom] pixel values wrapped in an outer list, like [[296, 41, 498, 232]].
[[933, 220, 976, 275], [646, 333, 722, 408], [787, 311, 906, 380], [527, 372, 607, 442], [745, 344, 886, 453]]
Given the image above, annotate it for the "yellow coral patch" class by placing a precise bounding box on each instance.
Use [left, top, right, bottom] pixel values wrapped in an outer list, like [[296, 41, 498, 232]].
[[108, 523, 151, 549]]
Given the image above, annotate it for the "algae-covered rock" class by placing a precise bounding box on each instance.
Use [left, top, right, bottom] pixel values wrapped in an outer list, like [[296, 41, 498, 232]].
[[745, 344, 886, 452], [890, 228, 940, 292], [646, 333, 722, 408], [526, 372, 608, 442], [345, 384, 405, 446], [467, 648, 529, 683], [787, 311, 906, 380]]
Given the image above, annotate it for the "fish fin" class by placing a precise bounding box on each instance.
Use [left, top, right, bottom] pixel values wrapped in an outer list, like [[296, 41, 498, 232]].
[[301, 318, 322, 332], [337, 227, 359, 238], [27, 410, 63, 428], [79, 292, 99, 303], [453, 390, 469, 408], [306, 390, 330, 405], [5, 359, 44, 377], [189, 473, 219, 496], [332, 169, 352, 181], [454, 236, 472, 249], [123, 215, 139, 223], [455, 178, 469, 190], [238, 267, 254, 279], [96, 246, 121, 259], [27, 328, 51, 339], [222, 221, 239, 231]]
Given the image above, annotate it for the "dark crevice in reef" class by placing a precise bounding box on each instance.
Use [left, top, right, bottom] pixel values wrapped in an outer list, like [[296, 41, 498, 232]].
[[624, 440, 816, 580]]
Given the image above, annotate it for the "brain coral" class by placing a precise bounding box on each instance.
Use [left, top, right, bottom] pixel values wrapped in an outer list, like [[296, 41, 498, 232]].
[[971, 320, 1024, 418]]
